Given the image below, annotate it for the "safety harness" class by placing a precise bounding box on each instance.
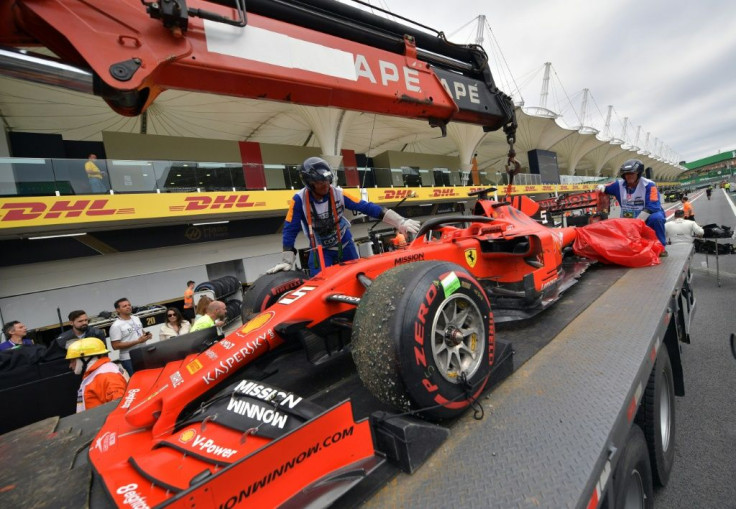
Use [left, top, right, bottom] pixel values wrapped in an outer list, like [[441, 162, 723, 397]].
[[304, 187, 343, 269]]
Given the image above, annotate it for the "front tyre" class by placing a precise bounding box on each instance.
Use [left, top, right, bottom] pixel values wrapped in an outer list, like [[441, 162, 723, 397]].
[[351, 261, 494, 420], [241, 271, 306, 322]]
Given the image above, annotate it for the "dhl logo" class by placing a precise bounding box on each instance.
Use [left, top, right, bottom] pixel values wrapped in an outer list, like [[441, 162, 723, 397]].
[[431, 189, 459, 197], [0, 199, 127, 221], [523, 186, 536, 191], [170, 195, 266, 212], [379, 189, 415, 200]]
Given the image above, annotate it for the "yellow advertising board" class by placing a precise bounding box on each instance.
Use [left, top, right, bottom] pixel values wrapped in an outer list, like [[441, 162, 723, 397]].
[[365, 184, 599, 203], [0, 190, 296, 230], [3, 180, 661, 232]]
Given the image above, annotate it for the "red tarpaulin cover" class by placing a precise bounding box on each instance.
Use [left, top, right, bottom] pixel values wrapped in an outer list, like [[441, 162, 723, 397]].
[[573, 218, 664, 267]]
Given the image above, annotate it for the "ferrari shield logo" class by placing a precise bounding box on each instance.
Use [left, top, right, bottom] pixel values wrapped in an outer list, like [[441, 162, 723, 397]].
[[464, 248, 477, 268]]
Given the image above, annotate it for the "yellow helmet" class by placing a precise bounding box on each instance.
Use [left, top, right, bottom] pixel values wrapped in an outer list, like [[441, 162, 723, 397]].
[[66, 337, 109, 359]]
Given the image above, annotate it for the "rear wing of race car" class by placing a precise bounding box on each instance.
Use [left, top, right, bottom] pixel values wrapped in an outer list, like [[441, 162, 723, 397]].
[[534, 191, 607, 215]]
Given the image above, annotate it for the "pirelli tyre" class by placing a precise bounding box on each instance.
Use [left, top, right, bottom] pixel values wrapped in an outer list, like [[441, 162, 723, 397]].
[[612, 424, 654, 509], [351, 261, 494, 421], [636, 343, 676, 487], [241, 271, 306, 322]]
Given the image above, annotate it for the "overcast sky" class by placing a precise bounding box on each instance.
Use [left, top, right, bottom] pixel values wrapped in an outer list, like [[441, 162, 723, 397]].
[[376, 0, 735, 163]]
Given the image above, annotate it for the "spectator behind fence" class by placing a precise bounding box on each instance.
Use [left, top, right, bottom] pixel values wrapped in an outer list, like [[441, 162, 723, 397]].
[[85, 153, 108, 193], [666, 209, 704, 245], [160, 307, 191, 341], [0, 321, 34, 351], [191, 301, 227, 332], [182, 280, 195, 321], [56, 310, 106, 349], [67, 337, 128, 413], [193, 295, 212, 323], [109, 298, 150, 376]]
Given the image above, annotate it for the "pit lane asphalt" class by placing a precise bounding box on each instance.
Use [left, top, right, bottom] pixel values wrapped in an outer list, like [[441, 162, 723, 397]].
[[653, 187, 736, 507]]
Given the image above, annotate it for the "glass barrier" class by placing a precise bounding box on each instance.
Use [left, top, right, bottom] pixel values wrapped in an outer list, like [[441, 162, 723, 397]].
[[0, 156, 596, 198]]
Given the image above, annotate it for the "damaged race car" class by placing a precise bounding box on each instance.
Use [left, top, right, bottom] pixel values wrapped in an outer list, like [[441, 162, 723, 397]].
[[86, 188, 605, 507]]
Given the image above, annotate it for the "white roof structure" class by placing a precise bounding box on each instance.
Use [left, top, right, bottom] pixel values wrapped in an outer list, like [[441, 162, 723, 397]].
[[0, 74, 685, 180]]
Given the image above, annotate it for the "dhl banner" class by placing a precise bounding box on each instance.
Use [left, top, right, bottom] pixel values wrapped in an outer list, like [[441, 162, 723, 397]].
[[0, 191, 297, 229], [365, 184, 599, 204], [1, 182, 638, 229]]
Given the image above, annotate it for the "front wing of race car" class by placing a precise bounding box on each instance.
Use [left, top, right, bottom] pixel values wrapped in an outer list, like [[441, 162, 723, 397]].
[[92, 383, 379, 508], [161, 401, 379, 509]]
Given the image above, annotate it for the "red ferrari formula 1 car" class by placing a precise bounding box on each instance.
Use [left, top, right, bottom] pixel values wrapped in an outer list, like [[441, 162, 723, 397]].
[[86, 188, 601, 507]]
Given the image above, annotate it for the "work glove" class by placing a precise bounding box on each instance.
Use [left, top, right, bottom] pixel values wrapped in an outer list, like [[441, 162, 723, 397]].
[[595, 184, 606, 193], [636, 210, 651, 221], [383, 209, 421, 236], [266, 251, 295, 274]]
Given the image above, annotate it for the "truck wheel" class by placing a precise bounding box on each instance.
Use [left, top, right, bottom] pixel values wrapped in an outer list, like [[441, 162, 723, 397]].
[[241, 271, 306, 321], [612, 424, 654, 509], [351, 261, 494, 420], [637, 343, 676, 487]]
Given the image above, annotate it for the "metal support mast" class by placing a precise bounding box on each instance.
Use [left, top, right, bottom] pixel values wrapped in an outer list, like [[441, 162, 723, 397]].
[[539, 62, 551, 109]]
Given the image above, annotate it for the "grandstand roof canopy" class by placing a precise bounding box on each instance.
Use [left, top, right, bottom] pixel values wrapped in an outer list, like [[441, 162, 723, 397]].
[[0, 74, 685, 180]]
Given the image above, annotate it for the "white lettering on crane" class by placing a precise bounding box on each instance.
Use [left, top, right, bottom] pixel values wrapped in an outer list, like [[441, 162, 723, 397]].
[[205, 22, 423, 94], [440, 78, 481, 104], [379, 61, 399, 86]]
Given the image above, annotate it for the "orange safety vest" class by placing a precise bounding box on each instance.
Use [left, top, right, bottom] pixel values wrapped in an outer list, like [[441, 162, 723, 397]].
[[683, 202, 693, 218], [184, 288, 194, 309], [77, 357, 128, 412]]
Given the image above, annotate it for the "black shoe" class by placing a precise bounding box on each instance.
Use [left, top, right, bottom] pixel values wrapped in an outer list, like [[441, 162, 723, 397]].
[[660, 250, 669, 257]]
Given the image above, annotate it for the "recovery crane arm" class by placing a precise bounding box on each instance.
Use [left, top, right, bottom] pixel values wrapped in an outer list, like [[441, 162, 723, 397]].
[[0, 0, 516, 136]]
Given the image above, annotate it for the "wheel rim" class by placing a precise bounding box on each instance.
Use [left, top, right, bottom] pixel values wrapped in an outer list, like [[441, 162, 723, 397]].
[[658, 370, 672, 452], [430, 293, 485, 383], [623, 468, 646, 509]]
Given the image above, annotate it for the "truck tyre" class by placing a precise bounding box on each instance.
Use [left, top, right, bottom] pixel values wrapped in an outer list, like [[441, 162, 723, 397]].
[[241, 271, 306, 322], [637, 343, 675, 487], [612, 424, 654, 509], [351, 261, 494, 421]]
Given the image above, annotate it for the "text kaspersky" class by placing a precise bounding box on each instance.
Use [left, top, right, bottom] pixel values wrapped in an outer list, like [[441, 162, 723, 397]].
[[201, 332, 273, 384]]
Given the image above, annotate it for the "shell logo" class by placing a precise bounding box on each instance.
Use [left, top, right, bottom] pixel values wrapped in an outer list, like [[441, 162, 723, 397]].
[[240, 311, 274, 335], [179, 428, 197, 444]]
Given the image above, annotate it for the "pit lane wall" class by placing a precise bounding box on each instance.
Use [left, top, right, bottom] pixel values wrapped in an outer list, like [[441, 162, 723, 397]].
[[0, 183, 681, 234]]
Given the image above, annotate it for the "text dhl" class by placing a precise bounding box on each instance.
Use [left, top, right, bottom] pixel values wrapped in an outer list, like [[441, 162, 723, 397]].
[[380, 189, 415, 199], [181, 195, 257, 210], [1, 199, 118, 221]]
